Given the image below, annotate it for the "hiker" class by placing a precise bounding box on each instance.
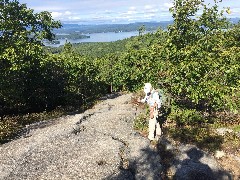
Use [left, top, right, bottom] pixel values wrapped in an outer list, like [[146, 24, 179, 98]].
[[140, 83, 162, 141]]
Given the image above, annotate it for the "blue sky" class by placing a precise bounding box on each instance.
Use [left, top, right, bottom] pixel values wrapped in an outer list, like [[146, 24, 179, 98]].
[[19, 0, 240, 24]]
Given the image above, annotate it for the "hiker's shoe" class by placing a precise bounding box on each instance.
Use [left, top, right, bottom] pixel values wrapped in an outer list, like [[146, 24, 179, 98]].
[[149, 140, 158, 150]]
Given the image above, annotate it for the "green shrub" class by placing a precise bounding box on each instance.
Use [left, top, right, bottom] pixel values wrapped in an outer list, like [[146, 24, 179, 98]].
[[0, 119, 21, 143], [169, 106, 206, 127], [134, 113, 148, 132]]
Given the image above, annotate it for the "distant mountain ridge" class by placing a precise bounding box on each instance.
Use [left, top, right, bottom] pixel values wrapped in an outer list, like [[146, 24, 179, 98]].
[[54, 21, 173, 34], [54, 18, 239, 35], [229, 17, 240, 24]]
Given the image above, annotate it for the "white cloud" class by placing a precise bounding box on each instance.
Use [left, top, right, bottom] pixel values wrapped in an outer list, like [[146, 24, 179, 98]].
[[122, 9, 138, 18], [51, 11, 75, 20], [123, 10, 137, 16], [32, 6, 57, 11], [129, 6, 137, 11], [163, 3, 173, 8], [68, 16, 81, 20], [144, 13, 156, 19], [19, 0, 240, 24], [104, 10, 114, 14], [93, 15, 105, 20], [128, 18, 138, 22], [51, 12, 63, 19], [65, 11, 72, 15], [230, 8, 240, 15], [144, 5, 153, 10], [144, 5, 159, 13]]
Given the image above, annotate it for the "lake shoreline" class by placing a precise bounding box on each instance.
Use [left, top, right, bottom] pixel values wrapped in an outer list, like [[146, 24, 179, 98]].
[[44, 31, 140, 47]]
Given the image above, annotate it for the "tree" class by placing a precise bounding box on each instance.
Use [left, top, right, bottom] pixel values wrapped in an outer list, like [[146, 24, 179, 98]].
[[0, 0, 62, 115], [0, 0, 61, 47], [163, 0, 239, 112], [138, 25, 146, 36]]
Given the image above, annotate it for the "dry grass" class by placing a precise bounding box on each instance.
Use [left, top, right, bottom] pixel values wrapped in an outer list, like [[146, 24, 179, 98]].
[[0, 108, 66, 144]]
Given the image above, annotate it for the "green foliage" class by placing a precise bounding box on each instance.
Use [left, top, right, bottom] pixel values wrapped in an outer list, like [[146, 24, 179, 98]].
[[163, 0, 239, 112], [233, 125, 240, 132], [138, 25, 146, 36], [52, 43, 109, 105], [0, 0, 61, 115], [0, 118, 20, 143], [169, 126, 224, 152], [134, 113, 148, 132], [0, 0, 61, 48], [108, 30, 168, 91], [1, 0, 239, 144], [0, 108, 65, 144], [169, 106, 206, 126], [55, 33, 90, 40], [46, 40, 129, 58]]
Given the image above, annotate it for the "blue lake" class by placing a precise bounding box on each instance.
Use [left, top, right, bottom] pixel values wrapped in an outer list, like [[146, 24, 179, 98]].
[[46, 31, 140, 47]]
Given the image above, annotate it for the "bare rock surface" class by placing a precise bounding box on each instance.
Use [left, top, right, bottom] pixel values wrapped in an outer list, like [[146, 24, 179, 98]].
[[0, 93, 234, 180], [0, 93, 162, 180], [158, 136, 233, 180]]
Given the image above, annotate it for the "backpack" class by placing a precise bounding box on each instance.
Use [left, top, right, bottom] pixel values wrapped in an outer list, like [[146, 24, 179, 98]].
[[154, 89, 171, 109]]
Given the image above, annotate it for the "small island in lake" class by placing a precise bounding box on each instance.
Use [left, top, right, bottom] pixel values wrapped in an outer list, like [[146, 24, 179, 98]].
[[55, 33, 90, 40], [44, 33, 90, 45]]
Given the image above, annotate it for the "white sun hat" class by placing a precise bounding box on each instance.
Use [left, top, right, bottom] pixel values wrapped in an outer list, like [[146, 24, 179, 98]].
[[144, 83, 152, 94]]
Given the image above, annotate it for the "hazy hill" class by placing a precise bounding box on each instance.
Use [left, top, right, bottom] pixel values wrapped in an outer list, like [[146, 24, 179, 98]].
[[229, 17, 240, 24], [54, 18, 239, 35], [54, 21, 173, 34]]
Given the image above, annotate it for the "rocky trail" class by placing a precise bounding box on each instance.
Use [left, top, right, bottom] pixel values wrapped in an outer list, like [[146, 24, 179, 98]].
[[0, 93, 161, 180], [0, 93, 236, 180]]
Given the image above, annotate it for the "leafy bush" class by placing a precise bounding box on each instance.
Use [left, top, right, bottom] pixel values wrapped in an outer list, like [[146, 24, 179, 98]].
[[169, 126, 224, 152], [134, 113, 148, 133], [162, 0, 240, 113], [169, 106, 207, 127], [0, 119, 20, 143]]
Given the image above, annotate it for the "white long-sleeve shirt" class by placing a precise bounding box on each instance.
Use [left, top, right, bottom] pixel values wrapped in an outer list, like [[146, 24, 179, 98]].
[[141, 90, 161, 108]]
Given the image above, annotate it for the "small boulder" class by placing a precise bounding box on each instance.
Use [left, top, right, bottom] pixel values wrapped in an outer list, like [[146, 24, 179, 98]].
[[215, 128, 233, 136], [214, 150, 225, 159]]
